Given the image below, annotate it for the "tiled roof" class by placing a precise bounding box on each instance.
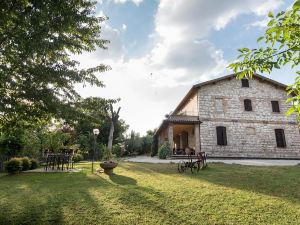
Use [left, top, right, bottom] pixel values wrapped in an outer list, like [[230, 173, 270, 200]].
[[155, 115, 201, 136], [166, 115, 201, 123]]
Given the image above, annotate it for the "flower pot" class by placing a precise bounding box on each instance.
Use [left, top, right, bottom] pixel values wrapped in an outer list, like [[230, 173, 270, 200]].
[[100, 161, 118, 175]]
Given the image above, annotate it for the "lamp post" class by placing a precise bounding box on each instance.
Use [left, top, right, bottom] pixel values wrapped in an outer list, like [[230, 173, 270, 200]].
[[92, 129, 99, 173]]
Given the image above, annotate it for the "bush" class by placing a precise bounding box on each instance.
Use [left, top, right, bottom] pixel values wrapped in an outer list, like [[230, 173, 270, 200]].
[[113, 144, 122, 158], [151, 137, 158, 157], [30, 159, 39, 170], [21, 157, 31, 171], [158, 142, 172, 159], [5, 158, 22, 174], [73, 153, 84, 163]]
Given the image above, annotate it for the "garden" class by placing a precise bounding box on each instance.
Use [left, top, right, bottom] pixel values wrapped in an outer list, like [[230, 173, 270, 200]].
[[0, 162, 300, 225]]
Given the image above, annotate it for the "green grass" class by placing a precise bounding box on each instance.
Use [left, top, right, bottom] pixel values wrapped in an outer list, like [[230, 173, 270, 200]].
[[0, 162, 300, 225]]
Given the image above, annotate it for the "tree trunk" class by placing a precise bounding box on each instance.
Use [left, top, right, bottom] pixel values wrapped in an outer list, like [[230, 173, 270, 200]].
[[107, 121, 114, 161]]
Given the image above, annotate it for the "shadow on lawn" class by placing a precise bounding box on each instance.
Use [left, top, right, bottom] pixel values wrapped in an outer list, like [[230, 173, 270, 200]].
[[100, 173, 188, 224], [122, 162, 300, 204], [0, 170, 187, 225], [108, 173, 137, 186], [0, 173, 115, 225]]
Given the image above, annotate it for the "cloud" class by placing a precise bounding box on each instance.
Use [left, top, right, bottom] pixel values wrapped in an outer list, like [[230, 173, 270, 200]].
[[113, 0, 143, 6], [249, 18, 270, 28], [122, 24, 127, 31], [155, 0, 283, 41]]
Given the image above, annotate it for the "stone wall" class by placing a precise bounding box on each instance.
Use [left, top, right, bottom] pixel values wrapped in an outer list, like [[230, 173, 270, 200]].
[[178, 93, 198, 116], [198, 77, 300, 158]]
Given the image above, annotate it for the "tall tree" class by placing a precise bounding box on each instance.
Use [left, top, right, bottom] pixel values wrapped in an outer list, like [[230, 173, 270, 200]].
[[0, 0, 109, 127], [228, 0, 300, 116]]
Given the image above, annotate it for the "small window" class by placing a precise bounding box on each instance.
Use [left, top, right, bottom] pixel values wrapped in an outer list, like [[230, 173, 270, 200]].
[[242, 79, 249, 87], [275, 129, 286, 148], [244, 99, 252, 111], [246, 127, 256, 135], [271, 101, 280, 113], [215, 98, 224, 113], [216, 126, 227, 146]]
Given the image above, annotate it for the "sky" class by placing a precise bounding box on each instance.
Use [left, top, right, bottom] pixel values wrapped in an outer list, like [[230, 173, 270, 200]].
[[75, 0, 298, 135]]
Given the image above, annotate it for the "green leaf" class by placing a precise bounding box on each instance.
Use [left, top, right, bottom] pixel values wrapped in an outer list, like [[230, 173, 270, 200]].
[[268, 11, 274, 18], [293, 0, 300, 10], [257, 36, 264, 42]]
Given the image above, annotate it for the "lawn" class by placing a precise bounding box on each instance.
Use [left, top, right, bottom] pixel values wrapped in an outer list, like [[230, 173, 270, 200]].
[[0, 162, 300, 225]]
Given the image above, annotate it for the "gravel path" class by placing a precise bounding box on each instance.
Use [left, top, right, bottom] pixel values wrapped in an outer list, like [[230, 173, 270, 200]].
[[123, 156, 300, 166]]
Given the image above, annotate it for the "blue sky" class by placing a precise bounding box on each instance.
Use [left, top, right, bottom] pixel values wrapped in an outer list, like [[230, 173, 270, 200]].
[[76, 0, 298, 134]]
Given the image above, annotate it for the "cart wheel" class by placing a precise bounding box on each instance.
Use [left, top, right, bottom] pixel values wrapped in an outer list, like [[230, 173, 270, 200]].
[[190, 162, 196, 173], [177, 161, 186, 173], [197, 161, 204, 172]]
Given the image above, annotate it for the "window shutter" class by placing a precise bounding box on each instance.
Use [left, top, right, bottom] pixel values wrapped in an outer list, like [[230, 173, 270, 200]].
[[222, 127, 227, 145], [244, 99, 252, 111], [242, 79, 249, 87], [271, 101, 280, 113], [217, 126, 227, 145], [275, 129, 286, 148]]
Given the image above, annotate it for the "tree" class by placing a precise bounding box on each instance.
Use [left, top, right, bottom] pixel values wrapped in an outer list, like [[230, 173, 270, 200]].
[[228, 0, 300, 116], [72, 97, 128, 159], [0, 0, 109, 127], [107, 104, 121, 161]]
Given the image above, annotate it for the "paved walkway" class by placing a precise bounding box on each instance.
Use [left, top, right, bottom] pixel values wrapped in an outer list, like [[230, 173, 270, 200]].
[[123, 156, 300, 166]]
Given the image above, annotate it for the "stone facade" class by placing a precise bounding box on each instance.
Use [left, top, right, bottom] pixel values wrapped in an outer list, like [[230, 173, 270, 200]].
[[157, 74, 300, 159], [196, 76, 300, 158]]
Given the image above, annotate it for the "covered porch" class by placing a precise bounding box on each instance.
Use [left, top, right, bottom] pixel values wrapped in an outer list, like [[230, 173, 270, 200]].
[[156, 115, 202, 155]]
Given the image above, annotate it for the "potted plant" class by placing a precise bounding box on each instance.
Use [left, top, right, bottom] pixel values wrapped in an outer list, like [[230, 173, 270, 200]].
[[100, 104, 121, 175]]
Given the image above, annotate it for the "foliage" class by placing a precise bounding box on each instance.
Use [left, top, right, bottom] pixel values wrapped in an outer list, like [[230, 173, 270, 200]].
[[73, 98, 128, 159], [4, 158, 22, 173], [228, 0, 300, 116], [0, 0, 110, 128], [158, 142, 172, 159], [30, 159, 39, 170], [73, 153, 84, 163], [0, 132, 23, 157], [125, 130, 154, 155], [1, 162, 300, 224], [21, 157, 31, 171], [113, 144, 123, 158], [151, 136, 158, 157], [46, 130, 71, 153]]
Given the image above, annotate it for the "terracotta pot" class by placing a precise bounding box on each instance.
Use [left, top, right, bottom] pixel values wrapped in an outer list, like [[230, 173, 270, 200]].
[[100, 161, 118, 175]]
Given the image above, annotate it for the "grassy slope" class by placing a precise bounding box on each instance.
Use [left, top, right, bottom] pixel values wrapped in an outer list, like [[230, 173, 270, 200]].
[[0, 162, 300, 225]]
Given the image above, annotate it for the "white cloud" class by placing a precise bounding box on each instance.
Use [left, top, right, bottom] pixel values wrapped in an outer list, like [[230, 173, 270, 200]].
[[113, 0, 143, 6], [122, 24, 127, 31], [249, 18, 270, 28]]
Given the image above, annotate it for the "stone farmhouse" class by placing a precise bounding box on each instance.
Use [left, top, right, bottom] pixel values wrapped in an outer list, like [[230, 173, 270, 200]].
[[154, 74, 300, 159]]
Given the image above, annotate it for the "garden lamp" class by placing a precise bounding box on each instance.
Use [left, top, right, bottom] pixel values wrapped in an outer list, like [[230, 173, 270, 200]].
[[92, 129, 99, 173]]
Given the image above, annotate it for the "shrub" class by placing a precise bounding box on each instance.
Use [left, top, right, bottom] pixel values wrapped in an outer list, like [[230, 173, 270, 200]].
[[158, 142, 172, 159], [21, 157, 31, 171], [73, 153, 84, 163], [113, 144, 122, 158], [151, 137, 158, 157], [30, 159, 39, 170], [5, 158, 22, 174]]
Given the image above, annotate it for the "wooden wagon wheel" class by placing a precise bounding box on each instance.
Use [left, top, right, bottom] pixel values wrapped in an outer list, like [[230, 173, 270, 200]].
[[197, 160, 204, 172], [177, 161, 186, 173]]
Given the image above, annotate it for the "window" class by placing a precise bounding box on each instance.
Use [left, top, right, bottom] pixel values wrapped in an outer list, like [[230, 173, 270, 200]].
[[275, 129, 286, 148], [215, 98, 224, 113], [271, 101, 280, 113], [246, 127, 256, 135], [244, 99, 252, 111], [216, 126, 227, 145], [242, 79, 249, 87]]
